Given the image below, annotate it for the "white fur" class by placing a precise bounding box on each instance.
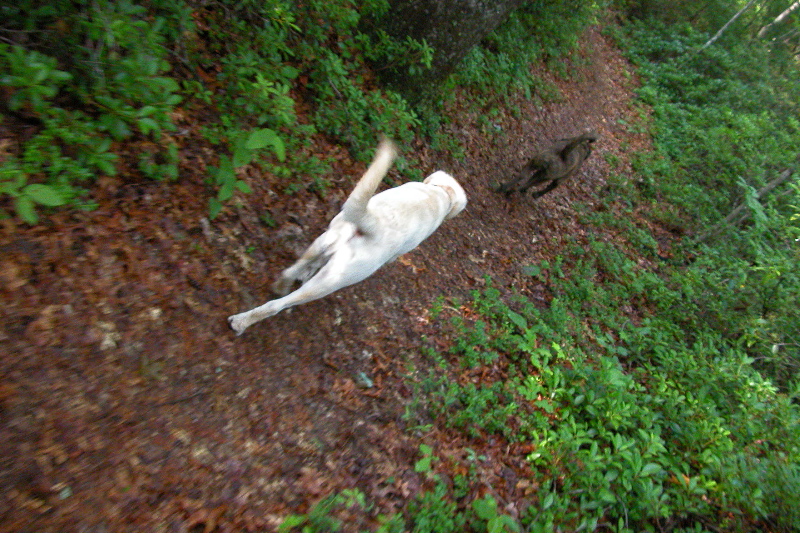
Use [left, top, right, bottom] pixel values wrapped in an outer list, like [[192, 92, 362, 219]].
[[228, 139, 467, 335]]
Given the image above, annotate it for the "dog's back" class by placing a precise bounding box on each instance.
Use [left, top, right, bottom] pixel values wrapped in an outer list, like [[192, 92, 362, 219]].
[[559, 133, 596, 176], [339, 141, 465, 261], [364, 173, 464, 262]]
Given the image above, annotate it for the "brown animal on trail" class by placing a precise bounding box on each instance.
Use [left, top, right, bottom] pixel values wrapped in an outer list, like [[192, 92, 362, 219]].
[[496, 131, 598, 198]]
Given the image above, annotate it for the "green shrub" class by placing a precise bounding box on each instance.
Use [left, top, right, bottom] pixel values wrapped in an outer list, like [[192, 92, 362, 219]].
[[408, 482, 467, 533], [615, 20, 800, 222], [451, 0, 600, 105], [407, 230, 800, 530], [610, 17, 800, 393], [0, 0, 184, 222], [278, 489, 370, 532], [0, 0, 431, 221]]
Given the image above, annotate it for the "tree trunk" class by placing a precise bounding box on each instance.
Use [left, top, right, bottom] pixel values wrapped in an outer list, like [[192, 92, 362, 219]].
[[698, 0, 758, 51], [758, 1, 800, 38], [374, 0, 526, 100]]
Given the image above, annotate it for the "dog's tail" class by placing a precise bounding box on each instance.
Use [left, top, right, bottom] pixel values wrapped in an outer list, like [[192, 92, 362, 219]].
[[341, 137, 398, 233]]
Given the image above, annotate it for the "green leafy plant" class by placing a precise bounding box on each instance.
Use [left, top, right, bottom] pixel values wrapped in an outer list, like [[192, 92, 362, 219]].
[[407, 481, 467, 533], [612, 16, 800, 394], [414, 443, 437, 474], [451, 0, 598, 106], [471, 495, 520, 533], [0, 163, 69, 224], [278, 489, 368, 532], [0, 45, 113, 222], [407, 227, 800, 531], [206, 128, 286, 219], [0, 0, 185, 223]]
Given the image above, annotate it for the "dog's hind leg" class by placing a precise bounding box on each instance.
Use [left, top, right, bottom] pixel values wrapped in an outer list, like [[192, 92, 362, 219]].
[[270, 225, 346, 295], [272, 246, 327, 296], [228, 286, 319, 335], [529, 179, 561, 199], [228, 256, 353, 335]]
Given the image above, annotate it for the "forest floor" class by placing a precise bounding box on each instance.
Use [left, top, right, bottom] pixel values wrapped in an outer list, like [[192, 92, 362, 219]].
[[1, 25, 670, 532]]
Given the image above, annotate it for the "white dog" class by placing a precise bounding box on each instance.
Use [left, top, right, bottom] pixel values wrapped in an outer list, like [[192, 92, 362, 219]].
[[228, 138, 467, 335]]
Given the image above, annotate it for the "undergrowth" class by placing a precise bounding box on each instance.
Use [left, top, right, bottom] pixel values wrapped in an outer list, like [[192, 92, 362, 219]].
[[611, 18, 800, 391], [0, 0, 184, 222], [453, 0, 599, 104], [1, 0, 599, 223], [399, 226, 797, 531], [332, 241, 797, 532], [0, 0, 429, 221]]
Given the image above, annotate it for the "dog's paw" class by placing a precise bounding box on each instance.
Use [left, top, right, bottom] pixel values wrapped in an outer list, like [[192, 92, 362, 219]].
[[227, 314, 247, 336]]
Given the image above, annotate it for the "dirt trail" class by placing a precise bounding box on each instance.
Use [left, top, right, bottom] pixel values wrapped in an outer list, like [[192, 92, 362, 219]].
[[1, 27, 651, 531]]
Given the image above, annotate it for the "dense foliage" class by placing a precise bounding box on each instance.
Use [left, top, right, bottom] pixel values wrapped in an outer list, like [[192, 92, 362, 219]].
[[614, 17, 800, 393], [0, 0, 605, 222], [0, 0, 429, 221], [1, 0, 186, 221]]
